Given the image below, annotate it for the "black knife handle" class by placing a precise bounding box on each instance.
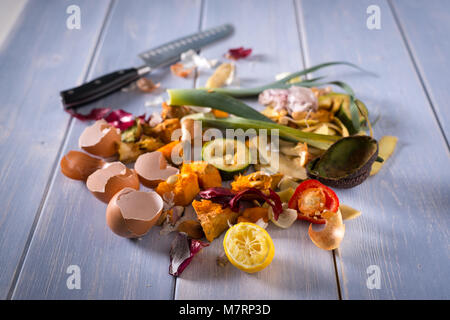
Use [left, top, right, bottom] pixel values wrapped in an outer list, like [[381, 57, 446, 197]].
[[60, 68, 142, 109]]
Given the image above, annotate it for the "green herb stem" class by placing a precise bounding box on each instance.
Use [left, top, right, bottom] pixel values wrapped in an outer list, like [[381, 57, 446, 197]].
[[185, 113, 340, 150]]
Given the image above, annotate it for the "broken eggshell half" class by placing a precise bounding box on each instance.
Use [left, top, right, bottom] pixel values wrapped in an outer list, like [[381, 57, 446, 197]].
[[134, 151, 179, 188], [60, 150, 106, 181], [86, 161, 139, 203], [79, 119, 121, 158], [106, 187, 164, 238]]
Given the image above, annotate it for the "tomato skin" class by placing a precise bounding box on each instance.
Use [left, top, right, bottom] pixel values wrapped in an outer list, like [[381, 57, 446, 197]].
[[297, 213, 327, 224], [288, 179, 339, 224]]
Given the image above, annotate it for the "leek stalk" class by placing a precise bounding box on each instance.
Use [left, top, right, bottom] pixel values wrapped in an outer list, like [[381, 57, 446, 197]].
[[184, 113, 340, 150], [199, 61, 375, 98], [168, 89, 270, 122]]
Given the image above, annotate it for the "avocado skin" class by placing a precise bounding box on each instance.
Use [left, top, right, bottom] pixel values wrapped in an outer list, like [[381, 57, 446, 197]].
[[306, 136, 379, 189], [307, 160, 372, 188]]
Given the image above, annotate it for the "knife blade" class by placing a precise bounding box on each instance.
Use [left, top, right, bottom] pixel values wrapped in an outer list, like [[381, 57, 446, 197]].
[[60, 24, 233, 109]]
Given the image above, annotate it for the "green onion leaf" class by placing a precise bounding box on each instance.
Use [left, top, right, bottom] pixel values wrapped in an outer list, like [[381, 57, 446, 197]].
[[273, 61, 376, 85], [184, 113, 340, 150], [197, 61, 375, 98], [326, 81, 360, 132], [295, 80, 372, 135], [167, 89, 271, 122]]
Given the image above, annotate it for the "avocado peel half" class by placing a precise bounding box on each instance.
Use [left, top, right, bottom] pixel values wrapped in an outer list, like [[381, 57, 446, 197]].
[[306, 136, 378, 188]]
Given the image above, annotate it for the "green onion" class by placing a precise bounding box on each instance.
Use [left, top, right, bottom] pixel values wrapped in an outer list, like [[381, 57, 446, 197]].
[[199, 61, 375, 98], [184, 113, 340, 150], [300, 80, 373, 136], [167, 89, 271, 122]]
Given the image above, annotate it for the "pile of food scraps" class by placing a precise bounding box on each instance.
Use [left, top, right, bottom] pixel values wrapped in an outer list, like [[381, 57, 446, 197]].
[[61, 51, 398, 276]]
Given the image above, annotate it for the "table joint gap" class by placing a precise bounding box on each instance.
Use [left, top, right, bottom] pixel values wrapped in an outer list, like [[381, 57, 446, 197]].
[[387, 0, 449, 151], [295, 0, 343, 300], [173, 0, 205, 300]]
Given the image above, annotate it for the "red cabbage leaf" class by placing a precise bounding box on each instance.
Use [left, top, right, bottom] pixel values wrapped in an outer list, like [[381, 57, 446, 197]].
[[169, 233, 209, 277]]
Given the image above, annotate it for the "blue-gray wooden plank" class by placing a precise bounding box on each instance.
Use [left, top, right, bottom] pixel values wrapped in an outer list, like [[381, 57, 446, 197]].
[[297, 0, 450, 299], [12, 0, 202, 299], [174, 0, 339, 300], [0, 0, 111, 299], [390, 0, 450, 144]]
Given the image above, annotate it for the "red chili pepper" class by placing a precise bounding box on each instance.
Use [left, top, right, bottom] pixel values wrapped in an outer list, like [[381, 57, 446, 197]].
[[288, 179, 339, 224]]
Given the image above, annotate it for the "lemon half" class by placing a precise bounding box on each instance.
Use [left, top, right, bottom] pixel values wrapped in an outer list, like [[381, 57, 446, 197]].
[[223, 222, 275, 273]]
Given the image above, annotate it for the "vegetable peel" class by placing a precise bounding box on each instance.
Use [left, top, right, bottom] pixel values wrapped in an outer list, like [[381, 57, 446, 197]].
[[308, 209, 345, 250]]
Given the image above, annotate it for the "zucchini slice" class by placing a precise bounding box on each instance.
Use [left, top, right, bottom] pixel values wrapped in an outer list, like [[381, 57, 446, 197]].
[[202, 138, 251, 180]]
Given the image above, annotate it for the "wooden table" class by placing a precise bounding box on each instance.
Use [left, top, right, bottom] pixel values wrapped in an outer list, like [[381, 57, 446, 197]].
[[0, 0, 448, 300]]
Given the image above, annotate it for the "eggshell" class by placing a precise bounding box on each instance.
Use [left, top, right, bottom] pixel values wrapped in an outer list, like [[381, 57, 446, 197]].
[[86, 162, 139, 203], [79, 119, 120, 157], [106, 187, 163, 238], [134, 151, 179, 188], [60, 150, 106, 181]]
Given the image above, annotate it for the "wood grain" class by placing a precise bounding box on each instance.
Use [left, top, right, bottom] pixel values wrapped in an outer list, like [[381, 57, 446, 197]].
[[297, 0, 450, 299], [12, 0, 202, 299], [3, 0, 449, 300], [174, 0, 339, 300], [390, 0, 450, 144], [0, 0, 111, 299]]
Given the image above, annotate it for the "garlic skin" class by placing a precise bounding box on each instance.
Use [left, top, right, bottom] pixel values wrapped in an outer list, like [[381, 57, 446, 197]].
[[258, 87, 318, 116], [268, 203, 297, 229]]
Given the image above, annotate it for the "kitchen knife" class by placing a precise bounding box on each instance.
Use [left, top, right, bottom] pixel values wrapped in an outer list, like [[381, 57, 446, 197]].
[[60, 24, 233, 109]]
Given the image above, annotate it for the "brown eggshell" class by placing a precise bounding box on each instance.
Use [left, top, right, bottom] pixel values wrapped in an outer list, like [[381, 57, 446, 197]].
[[86, 162, 139, 203], [308, 209, 345, 250], [134, 151, 179, 188], [60, 150, 106, 181], [79, 119, 120, 158], [106, 187, 164, 238]]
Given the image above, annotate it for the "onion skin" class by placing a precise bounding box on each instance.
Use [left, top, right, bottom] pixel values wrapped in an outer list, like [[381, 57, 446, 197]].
[[308, 209, 345, 250]]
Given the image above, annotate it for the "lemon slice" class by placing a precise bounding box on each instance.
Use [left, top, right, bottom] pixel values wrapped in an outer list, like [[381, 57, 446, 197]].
[[223, 222, 275, 273], [268, 203, 297, 229]]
